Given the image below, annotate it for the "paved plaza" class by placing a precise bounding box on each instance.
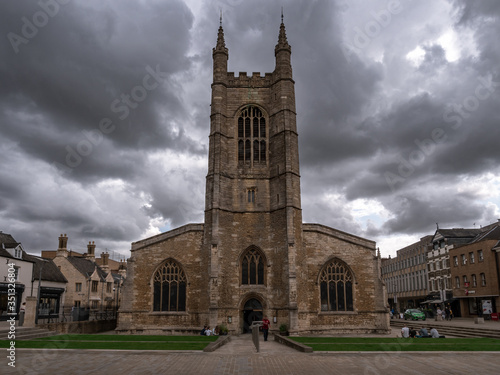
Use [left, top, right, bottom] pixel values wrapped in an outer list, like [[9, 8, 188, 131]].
[[3, 319, 500, 375]]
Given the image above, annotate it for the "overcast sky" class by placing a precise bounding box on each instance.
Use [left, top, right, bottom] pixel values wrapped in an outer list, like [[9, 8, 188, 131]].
[[1, 0, 499, 260]]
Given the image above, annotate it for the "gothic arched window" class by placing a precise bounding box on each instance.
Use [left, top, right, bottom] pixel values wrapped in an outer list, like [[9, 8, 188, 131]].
[[241, 247, 265, 285], [237, 106, 266, 164], [319, 259, 354, 312], [153, 259, 187, 312]]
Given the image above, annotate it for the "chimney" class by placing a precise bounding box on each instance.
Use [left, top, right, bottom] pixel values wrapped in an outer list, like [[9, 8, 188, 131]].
[[56, 234, 69, 258], [102, 252, 109, 265], [100, 252, 110, 272], [118, 259, 127, 278], [85, 241, 96, 261]]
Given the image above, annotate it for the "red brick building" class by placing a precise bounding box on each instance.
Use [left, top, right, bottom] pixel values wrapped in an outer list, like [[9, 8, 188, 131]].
[[450, 224, 500, 318]]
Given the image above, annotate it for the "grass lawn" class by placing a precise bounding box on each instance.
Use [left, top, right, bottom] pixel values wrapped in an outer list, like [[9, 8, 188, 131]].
[[0, 334, 218, 351], [290, 337, 500, 351]]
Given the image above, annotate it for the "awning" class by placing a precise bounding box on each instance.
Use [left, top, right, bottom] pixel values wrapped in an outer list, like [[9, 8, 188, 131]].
[[420, 299, 442, 304]]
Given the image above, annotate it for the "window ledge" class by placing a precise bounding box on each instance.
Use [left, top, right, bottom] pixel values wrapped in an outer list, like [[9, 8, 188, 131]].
[[240, 284, 266, 288], [319, 311, 357, 315], [150, 311, 189, 316]]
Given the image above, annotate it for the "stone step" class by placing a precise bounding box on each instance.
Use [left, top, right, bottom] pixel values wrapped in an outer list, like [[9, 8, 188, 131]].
[[390, 321, 500, 339], [0, 326, 58, 340]]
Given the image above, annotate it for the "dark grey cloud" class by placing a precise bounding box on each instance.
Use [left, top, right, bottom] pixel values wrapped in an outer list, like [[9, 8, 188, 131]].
[[0, 0, 499, 257]]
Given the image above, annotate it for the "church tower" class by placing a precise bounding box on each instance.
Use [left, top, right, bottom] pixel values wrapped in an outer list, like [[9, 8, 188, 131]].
[[117, 14, 388, 337], [204, 16, 303, 331]]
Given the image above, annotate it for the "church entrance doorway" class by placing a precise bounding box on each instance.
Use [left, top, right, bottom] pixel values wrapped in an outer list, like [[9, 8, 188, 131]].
[[242, 298, 263, 333]]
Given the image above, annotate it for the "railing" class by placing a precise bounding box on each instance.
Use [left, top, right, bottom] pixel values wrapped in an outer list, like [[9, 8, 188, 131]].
[[36, 306, 118, 324]]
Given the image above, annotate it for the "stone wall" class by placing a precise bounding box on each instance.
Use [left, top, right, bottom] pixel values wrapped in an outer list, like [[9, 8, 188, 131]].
[[117, 225, 207, 332], [39, 319, 116, 334], [296, 224, 389, 334]]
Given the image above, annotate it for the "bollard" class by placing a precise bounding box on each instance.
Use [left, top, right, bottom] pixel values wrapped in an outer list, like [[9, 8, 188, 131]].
[[250, 321, 263, 352]]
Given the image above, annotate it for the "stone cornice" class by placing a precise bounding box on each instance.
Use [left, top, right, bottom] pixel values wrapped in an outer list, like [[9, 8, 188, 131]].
[[131, 224, 204, 251], [303, 223, 376, 250]]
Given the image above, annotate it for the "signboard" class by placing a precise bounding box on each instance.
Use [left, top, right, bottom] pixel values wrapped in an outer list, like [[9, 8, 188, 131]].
[[464, 282, 470, 288], [482, 300, 493, 315]]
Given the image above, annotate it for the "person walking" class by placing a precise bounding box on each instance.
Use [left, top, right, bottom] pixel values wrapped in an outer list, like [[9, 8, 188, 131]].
[[262, 316, 271, 341]]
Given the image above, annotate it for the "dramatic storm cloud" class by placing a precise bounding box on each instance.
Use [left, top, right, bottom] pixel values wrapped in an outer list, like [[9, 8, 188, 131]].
[[1, 0, 499, 258]]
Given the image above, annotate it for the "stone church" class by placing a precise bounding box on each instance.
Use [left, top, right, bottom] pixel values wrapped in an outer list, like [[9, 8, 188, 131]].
[[117, 19, 389, 335]]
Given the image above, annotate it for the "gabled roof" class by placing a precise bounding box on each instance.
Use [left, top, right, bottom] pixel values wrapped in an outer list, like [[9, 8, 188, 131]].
[[0, 233, 32, 262], [434, 228, 482, 239], [67, 256, 107, 279], [95, 256, 121, 271], [0, 232, 17, 245], [470, 225, 500, 243], [0, 232, 22, 258], [24, 254, 68, 283]]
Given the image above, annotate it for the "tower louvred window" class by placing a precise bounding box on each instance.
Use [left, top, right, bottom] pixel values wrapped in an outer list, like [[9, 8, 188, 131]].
[[237, 105, 267, 164]]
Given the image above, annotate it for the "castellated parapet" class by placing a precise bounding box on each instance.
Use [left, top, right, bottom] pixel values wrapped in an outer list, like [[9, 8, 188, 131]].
[[117, 18, 389, 336]]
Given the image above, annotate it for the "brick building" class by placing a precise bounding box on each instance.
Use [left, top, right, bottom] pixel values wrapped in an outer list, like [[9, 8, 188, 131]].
[[450, 224, 500, 318], [117, 19, 388, 335], [426, 227, 482, 316], [381, 235, 431, 313]]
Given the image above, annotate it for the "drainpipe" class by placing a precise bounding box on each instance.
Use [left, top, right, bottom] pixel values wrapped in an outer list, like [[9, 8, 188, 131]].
[[101, 277, 104, 312], [87, 276, 91, 309]]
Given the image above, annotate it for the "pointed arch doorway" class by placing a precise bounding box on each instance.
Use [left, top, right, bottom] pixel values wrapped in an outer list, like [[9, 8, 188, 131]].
[[242, 298, 263, 333]]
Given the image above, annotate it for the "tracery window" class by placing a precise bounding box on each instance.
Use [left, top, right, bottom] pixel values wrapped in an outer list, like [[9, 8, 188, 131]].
[[241, 247, 265, 285], [237, 106, 266, 164], [153, 259, 186, 312], [319, 259, 354, 312]]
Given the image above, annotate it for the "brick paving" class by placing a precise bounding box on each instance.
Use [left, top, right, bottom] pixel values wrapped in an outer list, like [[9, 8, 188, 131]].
[[2, 327, 500, 375]]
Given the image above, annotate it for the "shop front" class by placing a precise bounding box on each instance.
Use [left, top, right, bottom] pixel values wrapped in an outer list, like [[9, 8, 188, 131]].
[[0, 283, 24, 321]]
